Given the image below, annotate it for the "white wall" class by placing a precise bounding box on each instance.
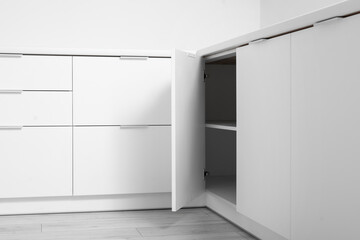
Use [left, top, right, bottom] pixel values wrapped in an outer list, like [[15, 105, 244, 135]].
[[0, 0, 260, 51], [261, 0, 345, 27]]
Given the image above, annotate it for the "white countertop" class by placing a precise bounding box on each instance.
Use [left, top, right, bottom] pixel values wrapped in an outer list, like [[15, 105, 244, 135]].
[[0, 48, 172, 57], [197, 0, 360, 57], [0, 1, 358, 58]]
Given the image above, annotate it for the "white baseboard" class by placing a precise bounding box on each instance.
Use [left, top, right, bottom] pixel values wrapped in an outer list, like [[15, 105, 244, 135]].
[[0, 192, 205, 216], [205, 191, 288, 240]]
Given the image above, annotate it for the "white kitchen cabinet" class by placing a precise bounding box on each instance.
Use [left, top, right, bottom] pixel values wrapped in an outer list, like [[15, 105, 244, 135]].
[[0, 91, 72, 126], [0, 4, 358, 238], [0, 55, 72, 90], [74, 126, 171, 196], [0, 127, 72, 198], [237, 35, 291, 239], [73, 56, 171, 125], [291, 14, 360, 240]]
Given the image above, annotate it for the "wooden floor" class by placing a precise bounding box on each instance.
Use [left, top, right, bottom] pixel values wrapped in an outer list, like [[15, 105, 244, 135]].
[[0, 208, 257, 240]]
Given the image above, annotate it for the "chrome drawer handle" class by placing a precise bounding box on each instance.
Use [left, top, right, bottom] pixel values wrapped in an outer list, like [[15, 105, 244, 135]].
[[314, 16, 343, 26], [0, 90, 23, 94], [120, 56, 148, 60], [0, 126, 23, 130], [249, 38, 268, 45], [120, 125, 149, 129], [0, 54, 23, 58]]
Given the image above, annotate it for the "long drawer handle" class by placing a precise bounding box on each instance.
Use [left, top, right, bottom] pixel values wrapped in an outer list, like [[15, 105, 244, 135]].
[[0, 54, 23, 58], [0, 126, 23, 130], [0, 90, 23, 94], [120, 125, 149, 129], [314, 16, 343, 27], [249, 38, 268, 45], [119, 56, 148, 61]]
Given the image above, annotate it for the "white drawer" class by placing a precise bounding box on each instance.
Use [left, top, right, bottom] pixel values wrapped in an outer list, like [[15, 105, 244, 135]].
[[74, 126, 171, 196], [0, 55, 72, 90], [0, 127, 72, 198], [0, 91, 72, 126], [73, 56, 171, 125]]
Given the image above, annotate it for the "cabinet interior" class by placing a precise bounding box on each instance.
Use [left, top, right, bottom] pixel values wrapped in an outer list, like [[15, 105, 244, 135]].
[[205, 54, 237, 205]]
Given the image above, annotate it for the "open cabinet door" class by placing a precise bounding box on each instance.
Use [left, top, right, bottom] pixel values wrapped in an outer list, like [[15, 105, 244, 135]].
[[171, 49, 205, 211]]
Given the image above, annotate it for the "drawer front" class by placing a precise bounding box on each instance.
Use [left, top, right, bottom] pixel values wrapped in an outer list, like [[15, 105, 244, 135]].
[[0, 127, 72, 198], [0, 91, 72, 126], [73, 57, 171, 125], [74, 126, 171, 195], [0, 55, 72, 90]]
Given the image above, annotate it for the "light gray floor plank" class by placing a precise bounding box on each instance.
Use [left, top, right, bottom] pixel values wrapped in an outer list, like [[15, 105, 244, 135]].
[[41, 214, 224, 232], [129, 232, 252, 240], [0, 228, 140, 240], [137, 222, 242, 237], [0, 208, 209, 225], [0, 208, 256, 240], [0, 223, 41, 235]]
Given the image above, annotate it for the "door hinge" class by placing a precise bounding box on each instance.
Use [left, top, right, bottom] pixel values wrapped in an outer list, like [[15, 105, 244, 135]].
[[204, 169, 209, 179], [203, 73, 208, 82]]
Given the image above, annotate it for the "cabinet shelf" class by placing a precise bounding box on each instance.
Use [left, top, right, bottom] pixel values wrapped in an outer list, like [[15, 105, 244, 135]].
[[206, 175, 236, 204], [205, 121, 236, 131]]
